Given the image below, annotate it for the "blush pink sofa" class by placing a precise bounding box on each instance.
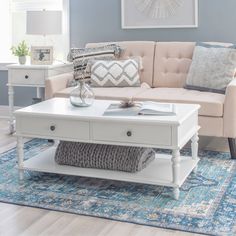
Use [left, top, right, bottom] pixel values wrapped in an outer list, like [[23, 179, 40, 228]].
[[45, 41, 236, 159]]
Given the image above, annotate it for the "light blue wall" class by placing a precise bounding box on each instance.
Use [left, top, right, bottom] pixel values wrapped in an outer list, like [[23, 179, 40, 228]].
[[0, 71, 9, 106], [1, 0, 236, 106], [70, 0, 236, 47]]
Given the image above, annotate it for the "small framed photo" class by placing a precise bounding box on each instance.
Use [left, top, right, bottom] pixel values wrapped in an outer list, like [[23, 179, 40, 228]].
[[31, 46, 53, 65]]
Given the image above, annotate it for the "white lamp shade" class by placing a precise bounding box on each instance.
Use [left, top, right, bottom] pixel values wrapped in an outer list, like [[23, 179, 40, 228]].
[[26, 10, 62, 35]]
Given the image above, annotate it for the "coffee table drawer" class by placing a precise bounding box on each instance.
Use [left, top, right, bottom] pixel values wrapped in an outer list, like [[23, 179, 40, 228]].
[[9, 69, 45, 85], [18, 117, 89, 140], [92, 122, 172, 146]]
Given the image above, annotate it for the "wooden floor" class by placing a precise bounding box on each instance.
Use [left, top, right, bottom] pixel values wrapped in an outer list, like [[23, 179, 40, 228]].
[[0, 114, 230, 236]]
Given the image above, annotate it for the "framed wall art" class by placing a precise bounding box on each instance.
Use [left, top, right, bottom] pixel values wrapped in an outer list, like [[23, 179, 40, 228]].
[[121, 0, 198, 29], [31, 46, 53, 65]]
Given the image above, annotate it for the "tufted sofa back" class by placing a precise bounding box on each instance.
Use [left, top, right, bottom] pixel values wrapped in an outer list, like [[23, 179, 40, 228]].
[[86, 41, 156, 86], [86, 41, 233, 88], [153, 42, 196, 88]]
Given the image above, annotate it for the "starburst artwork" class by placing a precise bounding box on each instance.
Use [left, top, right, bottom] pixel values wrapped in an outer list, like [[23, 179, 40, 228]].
[[134, 0, 184, 19], [121, 0, 198, 29]]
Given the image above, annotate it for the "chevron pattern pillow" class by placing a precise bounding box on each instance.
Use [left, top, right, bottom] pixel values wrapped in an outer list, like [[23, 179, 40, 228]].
[[90, 59, 141, 87]]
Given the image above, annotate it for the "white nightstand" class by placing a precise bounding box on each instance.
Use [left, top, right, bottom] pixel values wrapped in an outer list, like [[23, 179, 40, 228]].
[[7, 63, 73, 134]]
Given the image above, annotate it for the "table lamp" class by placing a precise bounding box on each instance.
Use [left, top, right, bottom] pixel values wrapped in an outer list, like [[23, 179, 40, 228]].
[[26, 10, 62, 65]]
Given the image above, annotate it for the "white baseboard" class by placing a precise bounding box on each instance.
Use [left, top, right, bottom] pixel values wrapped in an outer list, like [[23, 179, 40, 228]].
[[0, 106, 21, 119]]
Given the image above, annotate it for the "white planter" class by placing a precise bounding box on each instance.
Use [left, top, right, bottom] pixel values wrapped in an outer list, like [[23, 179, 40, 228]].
[[18, 56, 26, 65]]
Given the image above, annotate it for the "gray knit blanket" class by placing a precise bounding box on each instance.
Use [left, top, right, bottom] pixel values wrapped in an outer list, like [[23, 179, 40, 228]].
[[55, 141, 155, 173]]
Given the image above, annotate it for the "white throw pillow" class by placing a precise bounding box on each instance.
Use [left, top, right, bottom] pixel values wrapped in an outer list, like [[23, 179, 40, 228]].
[[90, 58, 142, 87]]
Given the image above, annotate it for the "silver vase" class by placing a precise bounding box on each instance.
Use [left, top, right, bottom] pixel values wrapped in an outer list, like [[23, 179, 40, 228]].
[[70, 81, 95, 107]]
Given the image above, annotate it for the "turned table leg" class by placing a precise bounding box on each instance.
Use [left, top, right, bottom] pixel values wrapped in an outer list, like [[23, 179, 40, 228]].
[[191, 132, 199, 173], [8, 85, 15, 134], [36, 87, 41, 99], [17, 136, 24, 180], [172, 149, 180, 200]]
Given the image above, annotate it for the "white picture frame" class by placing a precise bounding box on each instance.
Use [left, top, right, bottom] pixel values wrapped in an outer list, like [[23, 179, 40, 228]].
[[121, 0, 198, 29], [31, 46, 53, 65]]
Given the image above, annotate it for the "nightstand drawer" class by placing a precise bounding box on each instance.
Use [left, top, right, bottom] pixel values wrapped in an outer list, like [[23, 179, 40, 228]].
[[92, 122, 172, 146], [9, 69, 45, 85], [17, 117, 90, 141]]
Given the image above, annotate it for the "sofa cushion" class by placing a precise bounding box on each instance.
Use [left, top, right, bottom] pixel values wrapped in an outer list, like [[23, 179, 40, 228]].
[[133, 88, 225, 117], [86, 41, 156, 87], [153, 42, 196, 88], [54, 86, 150, 101]]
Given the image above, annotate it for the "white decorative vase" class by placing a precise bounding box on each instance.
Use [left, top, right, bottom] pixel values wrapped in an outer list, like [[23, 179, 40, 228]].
[[18, 56, 26, 65]]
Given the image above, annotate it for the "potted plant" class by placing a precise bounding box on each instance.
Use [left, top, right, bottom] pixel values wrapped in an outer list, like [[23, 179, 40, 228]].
[[11, 41, 30, 65]]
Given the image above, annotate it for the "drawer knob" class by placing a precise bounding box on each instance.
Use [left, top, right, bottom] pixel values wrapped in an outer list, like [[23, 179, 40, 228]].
[[25, 75, 29, 79], [50, 125, 56, 131], [127, 131, 132, 137]]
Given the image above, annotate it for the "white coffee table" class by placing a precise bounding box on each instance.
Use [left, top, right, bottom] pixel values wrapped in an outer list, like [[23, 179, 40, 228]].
[[15, 98, 200, 200]]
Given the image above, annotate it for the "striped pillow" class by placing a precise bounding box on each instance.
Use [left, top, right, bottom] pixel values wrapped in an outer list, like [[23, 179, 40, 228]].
[[71, 44, 122, 81]]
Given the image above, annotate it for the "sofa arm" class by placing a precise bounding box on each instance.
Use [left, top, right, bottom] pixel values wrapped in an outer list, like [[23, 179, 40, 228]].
[[45, 72, 73, 100], [224, 79, 236, 137]]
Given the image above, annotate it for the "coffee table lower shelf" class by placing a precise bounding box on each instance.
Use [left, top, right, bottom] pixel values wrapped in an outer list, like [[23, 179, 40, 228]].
[[19, 147, 199, 191]]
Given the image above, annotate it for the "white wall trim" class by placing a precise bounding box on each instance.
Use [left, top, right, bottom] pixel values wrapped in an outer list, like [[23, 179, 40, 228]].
[[0, 63, 11, 71], [0, 105, 21, 119], [0, 105, 10, 119], [63, 0, 70, 57]]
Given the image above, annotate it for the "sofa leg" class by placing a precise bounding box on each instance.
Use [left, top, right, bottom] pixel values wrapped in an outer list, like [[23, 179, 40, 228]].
[[228, 138, 236, 159]]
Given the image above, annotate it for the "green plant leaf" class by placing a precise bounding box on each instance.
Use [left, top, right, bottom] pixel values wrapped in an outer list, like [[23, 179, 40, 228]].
[[10, 40, 30, 57]]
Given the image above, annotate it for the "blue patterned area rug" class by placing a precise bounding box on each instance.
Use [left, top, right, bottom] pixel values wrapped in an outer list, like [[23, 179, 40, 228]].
[[0, 139, 236, 236]]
